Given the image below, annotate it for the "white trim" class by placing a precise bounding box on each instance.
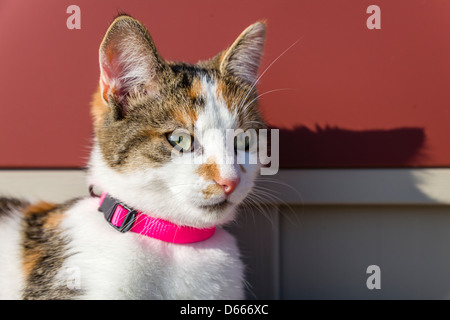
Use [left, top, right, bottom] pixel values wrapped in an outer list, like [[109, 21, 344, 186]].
[[0, 169, 449, 205], [258, 169, 450, 205], [0, 170, 88, 203]]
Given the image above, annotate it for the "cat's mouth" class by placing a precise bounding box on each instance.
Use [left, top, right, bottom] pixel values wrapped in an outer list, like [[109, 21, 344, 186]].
[[200, 199, 230, 211]]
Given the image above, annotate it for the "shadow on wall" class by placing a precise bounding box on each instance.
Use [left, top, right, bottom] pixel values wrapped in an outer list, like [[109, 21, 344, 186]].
[[271, 124, 437, 205], [227, 124, 450, 299], [276, 125, 426, 168]]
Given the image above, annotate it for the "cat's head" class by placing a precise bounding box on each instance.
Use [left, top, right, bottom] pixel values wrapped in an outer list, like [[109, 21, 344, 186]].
[[89, 15, 267, 228]]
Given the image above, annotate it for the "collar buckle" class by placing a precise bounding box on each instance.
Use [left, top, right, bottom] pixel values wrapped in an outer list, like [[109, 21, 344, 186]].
[[98, 194, 137, 233]]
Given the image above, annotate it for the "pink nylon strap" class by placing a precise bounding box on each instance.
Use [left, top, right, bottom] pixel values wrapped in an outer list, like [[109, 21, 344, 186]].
[[98, 192, 215, 244]]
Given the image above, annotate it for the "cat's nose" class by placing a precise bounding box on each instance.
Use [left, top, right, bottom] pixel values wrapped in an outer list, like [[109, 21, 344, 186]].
[[215, 176, 240, 196]]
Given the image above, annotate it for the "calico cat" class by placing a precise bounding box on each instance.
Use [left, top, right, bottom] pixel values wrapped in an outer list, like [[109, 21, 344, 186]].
[[0, 14, 267, 299]]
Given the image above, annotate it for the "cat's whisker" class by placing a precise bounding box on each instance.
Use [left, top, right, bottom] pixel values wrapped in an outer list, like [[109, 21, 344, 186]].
[[241, 192, 277, 227], [236, 38, 303, 113], [253, 178, 303, 225], [256, 177, 304, 200], [239, 197, 263, 225], [239, 88, 297, 116]]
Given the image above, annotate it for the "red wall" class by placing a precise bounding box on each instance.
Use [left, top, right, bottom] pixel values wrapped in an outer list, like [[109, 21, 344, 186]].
[[0, 0, 449, 168]]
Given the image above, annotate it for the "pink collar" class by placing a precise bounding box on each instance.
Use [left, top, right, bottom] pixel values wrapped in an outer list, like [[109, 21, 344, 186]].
[[97, 192, 215, 244]]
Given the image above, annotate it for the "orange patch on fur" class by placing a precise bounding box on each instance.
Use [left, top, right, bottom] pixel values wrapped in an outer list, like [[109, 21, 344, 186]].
[[45, 210, 65, 229], [22, 251, 42, 280], [216, 79, 226, 102], [22, 201, 61, 278], [24, 201, 58, 217], [202, 184, 224, 199], [196, 156, 221, 182], [216, 79, 234, 111], [187, 77, 203, 99], [91, 86, 109, 128], [172, 108, 198, 127], [141, 129, 160, 139]]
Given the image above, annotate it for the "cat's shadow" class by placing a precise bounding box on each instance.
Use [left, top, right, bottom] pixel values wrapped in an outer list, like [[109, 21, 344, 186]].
[[228, 124, 440, 299], [276, 124, 426, 168]]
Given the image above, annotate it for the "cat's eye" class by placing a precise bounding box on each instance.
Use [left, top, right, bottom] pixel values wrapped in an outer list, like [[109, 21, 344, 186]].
[[167, 130, 193, 152], [234, 131, 256, 152]]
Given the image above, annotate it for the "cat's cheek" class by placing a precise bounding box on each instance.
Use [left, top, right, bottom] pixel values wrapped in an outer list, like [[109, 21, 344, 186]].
[[228, 180, 252, 205], [234, 164, 260, 196], [163, 164, 206, 202]]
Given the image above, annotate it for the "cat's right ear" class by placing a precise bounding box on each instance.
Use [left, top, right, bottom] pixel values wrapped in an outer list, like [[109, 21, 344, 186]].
[[98, 15, 165, 108]]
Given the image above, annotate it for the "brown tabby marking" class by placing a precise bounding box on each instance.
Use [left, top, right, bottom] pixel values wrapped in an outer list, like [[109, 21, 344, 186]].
[[22, 201, 59, 278], [21, 200, 81, 299], [0, 197, 28, 218]]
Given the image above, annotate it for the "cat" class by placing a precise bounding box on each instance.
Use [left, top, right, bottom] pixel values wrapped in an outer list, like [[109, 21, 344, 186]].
[[0, 14, 267, 299]]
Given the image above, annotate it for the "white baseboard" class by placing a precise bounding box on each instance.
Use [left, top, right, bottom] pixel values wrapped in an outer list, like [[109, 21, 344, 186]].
[[0, 168, 449, 205], [0, 170, 88, 203], [259, 169, 450, 205]]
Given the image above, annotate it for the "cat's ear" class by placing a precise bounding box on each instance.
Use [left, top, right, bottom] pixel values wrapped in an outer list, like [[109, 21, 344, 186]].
[[99, 15, 165, 106], [219, 21, 266, 85]]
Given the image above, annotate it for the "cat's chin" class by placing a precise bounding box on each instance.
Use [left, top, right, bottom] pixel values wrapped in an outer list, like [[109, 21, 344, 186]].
[[187, 199, 239, 228], [199, 199, 230, 211]]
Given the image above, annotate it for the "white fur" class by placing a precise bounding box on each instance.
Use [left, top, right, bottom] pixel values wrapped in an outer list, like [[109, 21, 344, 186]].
[[0, 210, 26, 299], [58, 198, 244, 299]]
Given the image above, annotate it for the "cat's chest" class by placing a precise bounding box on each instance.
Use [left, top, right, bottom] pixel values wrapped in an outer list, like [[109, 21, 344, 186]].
[[60, 198, 244, 299]]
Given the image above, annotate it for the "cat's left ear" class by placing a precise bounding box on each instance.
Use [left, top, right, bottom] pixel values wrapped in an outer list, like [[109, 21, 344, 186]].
[[219, 21, 266, 85]]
